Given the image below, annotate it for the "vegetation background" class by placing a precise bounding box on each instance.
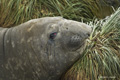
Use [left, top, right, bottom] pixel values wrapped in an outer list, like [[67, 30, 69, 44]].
[[0, 0, 120, 80], [0, 0, 120, 28]]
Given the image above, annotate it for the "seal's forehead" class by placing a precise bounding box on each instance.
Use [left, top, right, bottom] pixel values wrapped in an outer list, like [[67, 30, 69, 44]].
[[38, 17, 64, 24], [26, 17, 91, 33], [28, 17, 63, 23], [58, 19, 91, 32]]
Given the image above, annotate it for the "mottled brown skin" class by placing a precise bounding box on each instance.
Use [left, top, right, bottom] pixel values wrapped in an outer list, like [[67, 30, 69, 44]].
[[0, 17, 91, 80]]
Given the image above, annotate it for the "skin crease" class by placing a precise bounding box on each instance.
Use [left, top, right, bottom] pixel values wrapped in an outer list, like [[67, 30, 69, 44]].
[[0, 17, 91, 80]]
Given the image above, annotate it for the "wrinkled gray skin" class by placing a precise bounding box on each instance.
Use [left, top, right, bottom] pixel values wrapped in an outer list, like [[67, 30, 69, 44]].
[[0, 17, 91, 80]]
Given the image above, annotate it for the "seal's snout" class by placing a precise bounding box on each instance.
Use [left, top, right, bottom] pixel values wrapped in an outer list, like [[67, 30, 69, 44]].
[[86, 32, 90, 36], [77, 23, 92, 40], [59, 19, 92, 51], [81, 23, 92, 38], [84, 31, 91, 39]]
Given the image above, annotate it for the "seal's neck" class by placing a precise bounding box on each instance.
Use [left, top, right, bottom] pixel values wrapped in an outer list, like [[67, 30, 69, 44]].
[[0, 28, 9, 79]]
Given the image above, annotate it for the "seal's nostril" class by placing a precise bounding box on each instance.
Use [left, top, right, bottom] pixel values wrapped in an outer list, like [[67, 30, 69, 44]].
[[87, 33, 90, 36], [86, 32, 90, 37]]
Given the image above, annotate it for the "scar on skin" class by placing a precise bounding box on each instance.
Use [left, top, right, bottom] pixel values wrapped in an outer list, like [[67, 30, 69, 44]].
[[27, 22, 36, 32]]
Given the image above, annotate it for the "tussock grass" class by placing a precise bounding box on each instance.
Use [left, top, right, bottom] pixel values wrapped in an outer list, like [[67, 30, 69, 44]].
[[0, 0, 119, 27], [0, 0, 86, 27], [62, 8, 120, 80]]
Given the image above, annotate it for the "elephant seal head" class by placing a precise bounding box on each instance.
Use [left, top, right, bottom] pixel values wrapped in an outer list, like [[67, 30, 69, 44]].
[[3, 17, 91, 80], [24, 17, 91, 80]]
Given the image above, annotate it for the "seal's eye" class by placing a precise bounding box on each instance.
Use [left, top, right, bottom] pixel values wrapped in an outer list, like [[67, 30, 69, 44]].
[[49, 32, 57, 40]]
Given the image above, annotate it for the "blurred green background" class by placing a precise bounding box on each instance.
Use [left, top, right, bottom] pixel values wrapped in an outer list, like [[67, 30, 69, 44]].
[[0, 0, 120, 27]]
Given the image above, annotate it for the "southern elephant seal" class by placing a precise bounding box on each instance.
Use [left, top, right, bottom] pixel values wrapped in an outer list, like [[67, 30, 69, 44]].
[[0, 17, 91, 80]]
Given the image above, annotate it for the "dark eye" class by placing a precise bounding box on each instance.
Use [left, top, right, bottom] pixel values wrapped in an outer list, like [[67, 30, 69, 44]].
[[49, 32, 57, 40]]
